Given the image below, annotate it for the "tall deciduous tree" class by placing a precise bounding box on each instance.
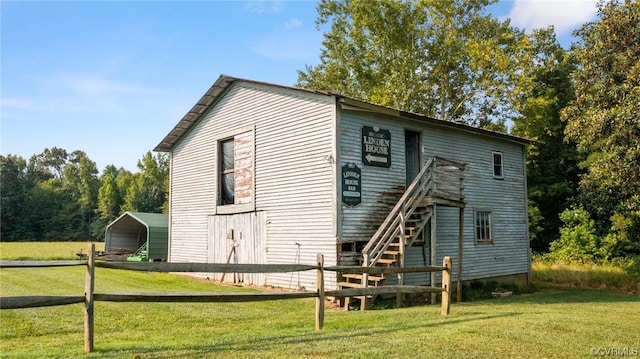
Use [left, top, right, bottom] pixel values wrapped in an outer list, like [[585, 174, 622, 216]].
[[91, 165, 133, 239], [563, 0, 640, 254], [298, 0, 525, 128], [123, 151, 169, 213], [0, 155, 29, 240], [60, 151, 100, 239], [511, 28, 583, 252]]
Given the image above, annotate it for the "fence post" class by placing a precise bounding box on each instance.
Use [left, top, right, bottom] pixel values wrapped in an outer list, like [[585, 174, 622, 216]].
[[360, 254, 369, 311], [315, 253, 325, 330], [84, 242, 95, 353], [441, 256, 451, 315]]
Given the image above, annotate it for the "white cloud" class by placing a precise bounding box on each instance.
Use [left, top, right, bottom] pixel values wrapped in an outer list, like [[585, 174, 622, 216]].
[[285, 17, 302, 29], [243, 1, 284, 14], [0, 73, 158, 118], [508, 0, 599, 35]]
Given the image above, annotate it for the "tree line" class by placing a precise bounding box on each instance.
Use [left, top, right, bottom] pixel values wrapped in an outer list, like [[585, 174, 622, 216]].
[[1, 148, 168, 241], [298, 0, 639, 262]]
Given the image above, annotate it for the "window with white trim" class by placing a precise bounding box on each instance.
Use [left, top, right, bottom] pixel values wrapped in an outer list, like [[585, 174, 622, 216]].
[[219, 138, 235, 205], [215, 127, 255, 214], [475, 210, 493, 244], [492, 151, 503, 179]]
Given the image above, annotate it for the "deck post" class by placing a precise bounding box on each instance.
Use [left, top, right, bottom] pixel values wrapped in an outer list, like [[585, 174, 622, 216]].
[[315, 254, 325, 330], [430, 203, 437, 304], [441, 256, 452, 315], [84, 242, 95, 353], [457, 207, 464, 303], [397, 209, 406, 308]]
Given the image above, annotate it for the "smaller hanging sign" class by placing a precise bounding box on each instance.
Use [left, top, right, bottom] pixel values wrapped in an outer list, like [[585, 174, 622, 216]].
[[342, 162, 362, 207]]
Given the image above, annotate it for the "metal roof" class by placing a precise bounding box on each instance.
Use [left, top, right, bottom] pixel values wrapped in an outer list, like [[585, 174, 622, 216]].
[[124, 212, 168, 229], [154, 75, 532, 152]]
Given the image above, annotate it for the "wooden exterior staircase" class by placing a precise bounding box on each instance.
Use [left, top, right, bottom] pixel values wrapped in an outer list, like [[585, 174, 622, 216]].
[[338, 157, 465, 309]]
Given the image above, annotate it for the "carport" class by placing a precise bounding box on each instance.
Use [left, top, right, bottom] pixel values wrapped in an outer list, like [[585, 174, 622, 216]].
[[105, 212, 168, 261]]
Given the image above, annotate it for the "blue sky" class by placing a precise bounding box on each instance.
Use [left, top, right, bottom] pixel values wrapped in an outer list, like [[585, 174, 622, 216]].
[[1, 0, 599, 172]]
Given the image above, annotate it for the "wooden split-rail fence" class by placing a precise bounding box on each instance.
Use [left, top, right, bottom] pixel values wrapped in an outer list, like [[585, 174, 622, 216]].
[[0, 243, 453, 354]]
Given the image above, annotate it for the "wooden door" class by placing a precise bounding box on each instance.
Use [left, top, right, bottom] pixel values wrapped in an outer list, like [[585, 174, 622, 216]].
[[405, 130, 422, 186]]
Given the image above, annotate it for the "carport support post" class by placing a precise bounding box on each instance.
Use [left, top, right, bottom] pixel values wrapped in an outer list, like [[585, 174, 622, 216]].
[[84, 242, 95, 353], [315, 254, 325, 330]]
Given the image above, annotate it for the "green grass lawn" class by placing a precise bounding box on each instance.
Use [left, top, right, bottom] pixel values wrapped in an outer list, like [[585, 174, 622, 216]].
[[2, 244, 639, 358], [0, 241, 105, 261]]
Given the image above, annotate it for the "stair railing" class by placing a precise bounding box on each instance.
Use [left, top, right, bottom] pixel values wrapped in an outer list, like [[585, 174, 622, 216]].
[[363, 157, 436, 268]]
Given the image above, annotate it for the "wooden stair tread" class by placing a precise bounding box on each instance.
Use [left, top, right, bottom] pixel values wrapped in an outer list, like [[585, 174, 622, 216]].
[[338, 281, 367, 288], [341, 274, 385, 282], [377, 258, 396, 264]]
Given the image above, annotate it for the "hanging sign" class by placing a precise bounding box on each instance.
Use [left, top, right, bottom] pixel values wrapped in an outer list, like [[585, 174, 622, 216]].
[[362, 126, 391, 168], [342, 162, 361, 207]]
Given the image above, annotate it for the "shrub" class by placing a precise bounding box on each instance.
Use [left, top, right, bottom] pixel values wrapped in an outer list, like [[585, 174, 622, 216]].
[[549, 207, 603, 262]]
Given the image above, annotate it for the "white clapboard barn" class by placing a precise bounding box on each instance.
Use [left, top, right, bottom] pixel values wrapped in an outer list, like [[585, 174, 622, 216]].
[[154, 75, 532, 292]]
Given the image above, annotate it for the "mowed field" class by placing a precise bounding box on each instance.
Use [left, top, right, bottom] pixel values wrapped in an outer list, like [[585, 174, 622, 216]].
[[1, 242, 639, 358]]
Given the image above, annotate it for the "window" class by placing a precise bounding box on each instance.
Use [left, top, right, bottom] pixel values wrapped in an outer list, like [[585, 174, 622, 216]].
[[215, 126, 255, 214], [492, 151, 503, 179], [220, 138, 235, 205], [475, 210, 493, 244]]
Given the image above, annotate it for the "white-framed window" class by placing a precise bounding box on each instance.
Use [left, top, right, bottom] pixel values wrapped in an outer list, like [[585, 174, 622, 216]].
[[475, 210, 493, 245], [219, 138, 235, 205], [215, 126, 255, 214], [492, 151, 504, 179]]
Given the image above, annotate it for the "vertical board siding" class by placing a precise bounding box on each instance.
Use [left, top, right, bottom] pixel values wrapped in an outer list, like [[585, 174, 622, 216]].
[[234, 131, 254, 204], [208, 211, 266, 285], [170, 82, 336, 289], [338, 108, 529, 283]]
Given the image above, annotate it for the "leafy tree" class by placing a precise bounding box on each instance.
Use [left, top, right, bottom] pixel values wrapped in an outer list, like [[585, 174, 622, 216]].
[[30, 147, 69, 178], [511, 28, 583, 252], [298, 0, 525, 128], [91, 165, 133, 239], [60, 151, 100, 239], [123, 151, 168, 213], [0, 155, 29, 240], [24, 178, 68, 241], [562, 0, 640, 255], [1, 148, 169, 241]]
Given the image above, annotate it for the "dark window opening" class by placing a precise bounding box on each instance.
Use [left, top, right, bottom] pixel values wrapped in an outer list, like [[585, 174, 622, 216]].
[[220, 138, 235, 205], [492, 151, 503, 179]]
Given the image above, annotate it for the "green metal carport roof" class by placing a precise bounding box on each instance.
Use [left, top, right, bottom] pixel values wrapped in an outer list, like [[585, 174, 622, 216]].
[[105, 211, 168, 260]]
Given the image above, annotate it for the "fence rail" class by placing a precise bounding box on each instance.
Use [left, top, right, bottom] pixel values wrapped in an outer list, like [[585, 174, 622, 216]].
[[1, 244, 452, 354]]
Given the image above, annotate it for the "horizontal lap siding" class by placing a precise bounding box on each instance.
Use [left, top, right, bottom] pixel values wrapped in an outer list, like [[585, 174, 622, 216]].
[[337, 108, 528, 283], [255, 91, 336, 289], [423, 127, 529, 281], [169, 82, 336, 290], [339, 111, 406, 243]]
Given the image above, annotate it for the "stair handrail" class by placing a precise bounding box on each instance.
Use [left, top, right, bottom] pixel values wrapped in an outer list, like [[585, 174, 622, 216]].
[[363, 157, 436, 266]]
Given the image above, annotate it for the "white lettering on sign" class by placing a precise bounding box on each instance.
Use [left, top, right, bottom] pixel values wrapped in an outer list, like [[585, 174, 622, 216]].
[[362, 126, 391, 167], [343, 171, 361, 179]]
